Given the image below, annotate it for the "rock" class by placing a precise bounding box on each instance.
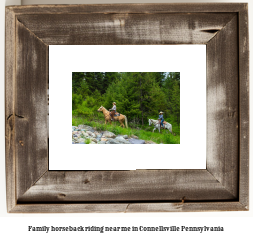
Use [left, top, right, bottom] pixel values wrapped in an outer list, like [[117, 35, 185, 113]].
[[72, 142, 75, 144], [96, 137, 101, 141], [100, 141, 106, 144], [145, 140, 156, 144], [79, 138, 85, 143], [78, 125, 95, 133], [128, 138, 145, 144], [95, 132, 102, 137], [101, 138, 107, 142], [73, 135, 77, 138], [106, 138, 120, 144], [90, 141, 96, 144], [87, 131, 96, 138], [115, 136, 130, 144], [103, 131, 116, 138], [131, 135, 139, 139], [122, 135, 128, 139], [78, 142, 85, 144], [91, 138, 98, 143], [72, 126, 77, 131], [82, 132, 89, 137]]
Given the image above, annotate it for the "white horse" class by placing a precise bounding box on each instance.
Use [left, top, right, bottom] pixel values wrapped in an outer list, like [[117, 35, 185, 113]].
[[148, 119, 173, 134]]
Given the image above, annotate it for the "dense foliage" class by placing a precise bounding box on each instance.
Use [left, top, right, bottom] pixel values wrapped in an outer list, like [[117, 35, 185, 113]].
[[72, 72, 180, 134]]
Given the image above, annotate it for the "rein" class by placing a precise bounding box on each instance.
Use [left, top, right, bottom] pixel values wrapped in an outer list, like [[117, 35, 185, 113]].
[[102, 107, 122, 118], [102, 107, 110, 118], [150, 119, 159, 126]]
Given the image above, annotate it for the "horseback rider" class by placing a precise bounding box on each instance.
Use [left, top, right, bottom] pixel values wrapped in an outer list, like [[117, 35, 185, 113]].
[[109, 102, 116, 121], [158, 111, 165, 128]]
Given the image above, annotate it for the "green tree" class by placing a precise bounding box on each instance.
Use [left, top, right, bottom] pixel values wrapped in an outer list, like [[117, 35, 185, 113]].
[[103, 72, 167, 125], [162, 72, 180, 124], [102, 72, 120, 94], [153, 72, 166, 87], [72, 72, 85, 94], [72, 72, 179, 129], [83, 72, 104, 93]]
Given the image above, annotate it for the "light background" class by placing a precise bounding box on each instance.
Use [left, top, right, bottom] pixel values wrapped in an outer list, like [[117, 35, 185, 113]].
[[0, 0, 252, 237], [49, 45, 206, 170]]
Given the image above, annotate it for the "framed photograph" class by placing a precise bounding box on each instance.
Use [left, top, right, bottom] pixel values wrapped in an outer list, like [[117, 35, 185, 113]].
[[5, 3, 249, 213]]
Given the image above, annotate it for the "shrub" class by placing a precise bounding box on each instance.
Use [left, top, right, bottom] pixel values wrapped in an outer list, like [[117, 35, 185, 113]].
[[72, 116, 180, 144]]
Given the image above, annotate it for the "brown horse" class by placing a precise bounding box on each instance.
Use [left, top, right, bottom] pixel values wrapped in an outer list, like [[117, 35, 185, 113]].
[[97, 106, 128, 128]]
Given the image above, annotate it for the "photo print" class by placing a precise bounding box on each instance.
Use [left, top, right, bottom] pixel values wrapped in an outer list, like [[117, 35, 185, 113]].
[[72, 72, 180, 145]]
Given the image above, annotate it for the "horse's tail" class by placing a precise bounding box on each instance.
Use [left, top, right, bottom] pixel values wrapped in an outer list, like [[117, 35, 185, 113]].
[[124, 116, 128, 128]]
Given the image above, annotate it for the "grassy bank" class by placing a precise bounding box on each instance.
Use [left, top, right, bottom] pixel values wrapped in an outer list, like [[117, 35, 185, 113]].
[[72, 116, 180, 144]]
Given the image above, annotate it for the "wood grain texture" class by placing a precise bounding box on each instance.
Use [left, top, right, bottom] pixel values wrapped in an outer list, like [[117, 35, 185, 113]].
[[5, 3, 249, 213], [10, 202, 247, 213], [5, 7, 16, 212], [18, 170, 236, 202], [15, 20, 48, 200], [16, 13, 236, 45], [7, 3, 246, 15], [206, 16, 239, 198], [126, 202, 248, 212], [238, 4, 249, 209]]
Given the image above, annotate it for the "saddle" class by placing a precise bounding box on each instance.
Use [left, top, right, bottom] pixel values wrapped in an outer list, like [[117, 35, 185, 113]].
[[114, 112, 120, 117], [158, 119, 166, 124], [158, 120, 166, 128]]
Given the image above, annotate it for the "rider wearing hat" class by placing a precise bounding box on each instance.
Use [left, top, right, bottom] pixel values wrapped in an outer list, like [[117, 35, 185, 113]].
[[109, 102, 116, 121], [158, 111, 164, 128]]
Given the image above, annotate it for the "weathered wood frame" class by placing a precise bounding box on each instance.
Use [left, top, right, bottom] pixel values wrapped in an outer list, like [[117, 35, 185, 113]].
[[5, 4, 249, 213]]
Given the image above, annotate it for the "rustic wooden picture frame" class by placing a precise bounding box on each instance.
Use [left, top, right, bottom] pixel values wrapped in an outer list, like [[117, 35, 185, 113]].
[[5, 3, 249, 213]]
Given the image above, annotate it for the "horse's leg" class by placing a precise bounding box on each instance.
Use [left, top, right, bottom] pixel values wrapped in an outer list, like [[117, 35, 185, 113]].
[[153, 127, 156, 133]]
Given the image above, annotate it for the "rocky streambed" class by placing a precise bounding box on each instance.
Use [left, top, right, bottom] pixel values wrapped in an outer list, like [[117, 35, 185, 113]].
[[72, 125, 156, 144]]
